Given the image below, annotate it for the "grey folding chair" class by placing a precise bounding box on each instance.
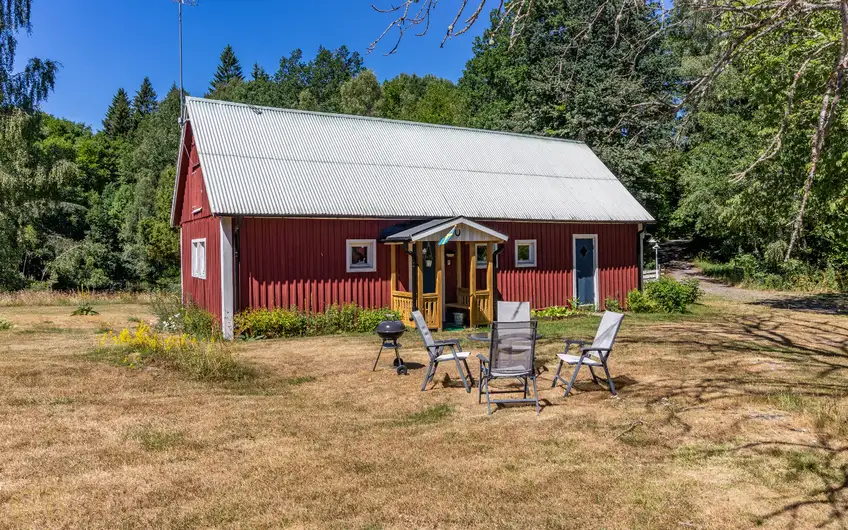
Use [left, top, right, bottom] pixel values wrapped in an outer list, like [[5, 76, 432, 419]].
[[552, 311, 624, 397], [477, 320, 540, 415], [412, 311, 474, 393], [496, 301, 531, 322]]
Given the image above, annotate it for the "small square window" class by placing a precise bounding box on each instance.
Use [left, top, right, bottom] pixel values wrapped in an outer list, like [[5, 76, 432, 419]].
[[346, 239, 377, 273], [191, 238, 206, 279], [515, 240, 537, 268], [475, 244, 489, 269]]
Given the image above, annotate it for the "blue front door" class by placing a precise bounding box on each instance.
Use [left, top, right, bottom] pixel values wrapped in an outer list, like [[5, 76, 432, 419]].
[[575, 237, 596, 306]]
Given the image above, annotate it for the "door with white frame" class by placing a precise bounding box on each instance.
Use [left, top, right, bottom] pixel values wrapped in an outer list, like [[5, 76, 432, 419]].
[[572, 234, 598, 308]]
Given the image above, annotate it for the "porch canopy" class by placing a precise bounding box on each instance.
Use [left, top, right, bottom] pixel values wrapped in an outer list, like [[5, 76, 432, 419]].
[[379, 217, 508, 330]]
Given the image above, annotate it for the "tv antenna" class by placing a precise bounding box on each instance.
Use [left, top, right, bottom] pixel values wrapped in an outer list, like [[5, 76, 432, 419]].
[[174, 0, 199, 126]]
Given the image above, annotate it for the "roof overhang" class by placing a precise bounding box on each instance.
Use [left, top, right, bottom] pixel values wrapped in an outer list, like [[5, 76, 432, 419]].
[[379, 217, 508, 244]]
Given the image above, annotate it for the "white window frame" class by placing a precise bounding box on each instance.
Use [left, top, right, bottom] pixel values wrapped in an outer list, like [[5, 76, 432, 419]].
[[572, 234, 599, 309], [346, 239, 377, 273], [515, 239, 537, 268], [475, 244, 489, 269], [191, 238, 207, 280]]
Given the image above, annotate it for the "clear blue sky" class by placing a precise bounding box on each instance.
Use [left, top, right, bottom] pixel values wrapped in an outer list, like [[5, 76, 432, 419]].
[[16, 0, 487, 129]]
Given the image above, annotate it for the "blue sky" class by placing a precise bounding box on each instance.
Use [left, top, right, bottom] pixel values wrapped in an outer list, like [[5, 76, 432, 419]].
[[16, 0, 487, 128]]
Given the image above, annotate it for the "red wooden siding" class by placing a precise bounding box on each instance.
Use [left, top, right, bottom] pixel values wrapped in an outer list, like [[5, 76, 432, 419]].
[[176, 123, 213, 225], [237, 218, 637, 313], [486, 221, 636, 310], [181, 216, 222, 321], [239, 218, 411, 312]]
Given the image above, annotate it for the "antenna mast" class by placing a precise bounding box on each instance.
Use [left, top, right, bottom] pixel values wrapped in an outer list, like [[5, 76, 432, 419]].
[[174, 0, 199, 126]]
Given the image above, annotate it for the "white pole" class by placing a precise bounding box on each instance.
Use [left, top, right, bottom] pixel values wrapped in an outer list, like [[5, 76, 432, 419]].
[[654, 246, 660, 280]]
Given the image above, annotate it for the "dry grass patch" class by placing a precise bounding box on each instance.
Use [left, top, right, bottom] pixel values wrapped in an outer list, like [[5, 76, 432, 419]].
[[0, 299, 847, 528]]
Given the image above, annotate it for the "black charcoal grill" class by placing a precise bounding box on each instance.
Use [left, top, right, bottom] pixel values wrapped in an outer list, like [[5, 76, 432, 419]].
[[373, 317, 408, 375]]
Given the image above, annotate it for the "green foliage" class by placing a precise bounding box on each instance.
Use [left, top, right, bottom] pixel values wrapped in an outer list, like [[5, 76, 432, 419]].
[[626, 289, 657, 313], [103, 88, 133, 139], [70, 302, 99, 316], [340, 69, 382, 116], [210, 44, 245, 92], [151, 292, 221, 340], [604, 297, 622, 312], [696, 256, 843, 292], [531, 305, 578, 320], [0, 318, 11, 331], [234, 305, 401, 339], [0, 1, 58, 110], [627, 277, 702, 313]]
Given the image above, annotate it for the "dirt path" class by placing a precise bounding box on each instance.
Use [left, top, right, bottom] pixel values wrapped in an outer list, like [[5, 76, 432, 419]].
[[665, 253, 847, 315]]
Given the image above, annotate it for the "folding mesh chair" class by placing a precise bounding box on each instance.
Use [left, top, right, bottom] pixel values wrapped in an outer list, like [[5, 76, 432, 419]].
[[477, 320, 540, 415], [412, 310, 474, 392], [552, 311, 624, 397]]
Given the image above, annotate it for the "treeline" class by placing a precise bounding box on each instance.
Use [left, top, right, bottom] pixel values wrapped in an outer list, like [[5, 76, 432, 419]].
[[2, 0, 846, 292]]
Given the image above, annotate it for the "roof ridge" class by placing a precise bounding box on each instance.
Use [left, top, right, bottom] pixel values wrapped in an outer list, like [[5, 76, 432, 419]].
[[185, 96, 589, 147]]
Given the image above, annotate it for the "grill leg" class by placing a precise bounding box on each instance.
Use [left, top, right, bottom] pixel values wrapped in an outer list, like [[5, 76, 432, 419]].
[[373, 345, 383, 371]]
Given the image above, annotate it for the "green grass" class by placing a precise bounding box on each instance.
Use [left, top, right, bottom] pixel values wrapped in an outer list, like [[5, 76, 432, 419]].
[[128, 426, 186, 452], [695, 259, 744, 284], [397, 404, 455, 426]]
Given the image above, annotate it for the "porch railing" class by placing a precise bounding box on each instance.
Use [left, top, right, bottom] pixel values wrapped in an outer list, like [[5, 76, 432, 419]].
[[391, 290, 439, 330]]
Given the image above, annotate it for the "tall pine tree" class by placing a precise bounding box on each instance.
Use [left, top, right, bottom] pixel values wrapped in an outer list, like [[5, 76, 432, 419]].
[[102, 88, 133, 139], [132, 77, 158, 126], [210, 45, 244, 90]]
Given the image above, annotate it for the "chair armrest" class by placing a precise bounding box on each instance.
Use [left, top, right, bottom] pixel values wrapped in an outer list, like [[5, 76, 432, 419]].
[[581, 347, 611, 361], [476, 354, 489, 364], [562, 339, 587, 353], [434, 339, 461, 347]]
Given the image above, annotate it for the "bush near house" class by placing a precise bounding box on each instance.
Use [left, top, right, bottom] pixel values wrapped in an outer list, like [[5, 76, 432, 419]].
[[234, 304, 401, 339], [151, 292, 221, 340], [627, 277, 702, 313], [696, 255, 843, 292]]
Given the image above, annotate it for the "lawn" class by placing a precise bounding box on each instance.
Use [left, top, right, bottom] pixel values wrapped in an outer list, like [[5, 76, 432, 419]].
[[0, 297, 846, 528]]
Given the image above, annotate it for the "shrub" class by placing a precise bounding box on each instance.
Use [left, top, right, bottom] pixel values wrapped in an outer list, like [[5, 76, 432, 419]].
[[234, 304, 401, 339], [71, 302, 99, 316], [96, 323, 252, 382], [604, 296, 622, 312], [151, 292, 221, 340], [643, 276, 703, 313], [627, 277, 702, 313], [0, 318, 11, 331], [531, 305, 577, 320], [626, 289, 656, 313]]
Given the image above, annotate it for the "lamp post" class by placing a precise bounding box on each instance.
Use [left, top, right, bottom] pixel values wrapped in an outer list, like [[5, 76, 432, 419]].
[[648, 236, 660, 280]]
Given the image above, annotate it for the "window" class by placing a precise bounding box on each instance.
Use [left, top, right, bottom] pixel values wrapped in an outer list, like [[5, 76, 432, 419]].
[[515, 239, 537, 268], [475, 244, 489, 269], [191, 238, 206, 279], [346, 239, 377, 273]]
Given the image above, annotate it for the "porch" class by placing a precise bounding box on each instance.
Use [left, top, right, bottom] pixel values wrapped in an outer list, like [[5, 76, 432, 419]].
[[380, 217, 508, 331]]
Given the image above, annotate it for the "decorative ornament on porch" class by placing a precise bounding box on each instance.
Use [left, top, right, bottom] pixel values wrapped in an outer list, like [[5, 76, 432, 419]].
[[438, 225, 459, 246]]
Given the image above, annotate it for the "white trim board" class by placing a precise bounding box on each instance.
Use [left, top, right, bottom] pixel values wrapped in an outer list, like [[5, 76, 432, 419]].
[[220, 217, 234, 340]]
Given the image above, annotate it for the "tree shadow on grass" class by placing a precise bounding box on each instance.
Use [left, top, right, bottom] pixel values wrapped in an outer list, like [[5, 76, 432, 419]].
[[750, 293, 848, 316]]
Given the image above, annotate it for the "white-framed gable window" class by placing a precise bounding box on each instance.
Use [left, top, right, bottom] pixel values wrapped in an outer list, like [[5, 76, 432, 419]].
[[191, 238, 207, 279], [346, 239, 377, 273], [515, 239, 537, 268]]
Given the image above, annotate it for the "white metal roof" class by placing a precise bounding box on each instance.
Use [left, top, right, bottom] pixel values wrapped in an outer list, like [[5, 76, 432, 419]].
[[176, 96, 654, 224]]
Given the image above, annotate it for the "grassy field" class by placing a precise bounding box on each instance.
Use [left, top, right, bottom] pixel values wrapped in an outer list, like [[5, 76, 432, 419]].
[[0, 297, 846, 528]]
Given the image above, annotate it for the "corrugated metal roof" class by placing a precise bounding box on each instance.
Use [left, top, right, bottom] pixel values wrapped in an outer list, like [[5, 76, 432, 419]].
[[184, 96, 654, 223]]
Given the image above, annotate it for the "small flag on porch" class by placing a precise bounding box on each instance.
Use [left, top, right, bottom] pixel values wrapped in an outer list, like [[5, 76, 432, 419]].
[[438, 225, 458, 246]]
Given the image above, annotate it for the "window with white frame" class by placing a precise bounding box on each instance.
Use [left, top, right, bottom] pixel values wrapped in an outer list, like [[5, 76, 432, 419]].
[[191, 238, 206, 279], [475, 244, 489, 269], [346, 239, 377, 273], [515, 239, 537, 268]]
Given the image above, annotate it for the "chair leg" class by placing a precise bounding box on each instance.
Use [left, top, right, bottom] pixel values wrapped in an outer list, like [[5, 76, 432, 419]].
[[523, 377, 528, 399], [564, 359, 584, 397], [373, 346, 383, 371], [462, 358, 474, 385], [531, 374, 540, 414], [602, 361, 617, 396], [484, 377, 493, 415], [589, 366, 600, 385], [421, 361, 436, 391], [552, 359, 564, 388], [454, 356, 471, 393]]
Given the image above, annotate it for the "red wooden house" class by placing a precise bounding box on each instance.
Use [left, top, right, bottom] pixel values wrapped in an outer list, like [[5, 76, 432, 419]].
[[171, 97, 654, 339]]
